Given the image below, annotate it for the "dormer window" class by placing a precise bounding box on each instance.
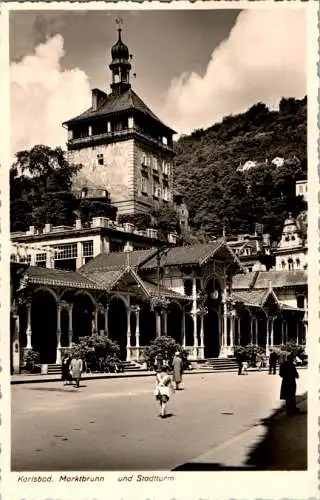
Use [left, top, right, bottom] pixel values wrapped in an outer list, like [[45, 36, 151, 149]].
[[97, 153, 104, 166]]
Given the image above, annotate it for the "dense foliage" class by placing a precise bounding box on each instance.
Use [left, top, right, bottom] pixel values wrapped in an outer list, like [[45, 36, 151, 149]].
[[173, 97, 307, 242], [143, 336, 189, 370], [10, 145, 116, 232], [70, 335, 122, 372]]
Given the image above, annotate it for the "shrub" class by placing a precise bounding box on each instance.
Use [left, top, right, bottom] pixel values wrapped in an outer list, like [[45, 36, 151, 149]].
[[70, 336, 121, 372], [143, 336, 188, 370], [24, 349, 40, 372], [234, 344, 265, 366]]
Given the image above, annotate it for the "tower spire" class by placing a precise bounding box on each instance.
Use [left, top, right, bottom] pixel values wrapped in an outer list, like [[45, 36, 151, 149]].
[[109, 19, 131, 95]]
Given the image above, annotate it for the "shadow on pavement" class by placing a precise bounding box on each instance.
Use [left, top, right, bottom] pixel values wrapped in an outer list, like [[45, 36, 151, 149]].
[[173, 393, 307, 471]]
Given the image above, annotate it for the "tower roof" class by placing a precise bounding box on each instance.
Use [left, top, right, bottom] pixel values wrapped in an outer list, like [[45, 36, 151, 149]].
[[63, 87, 176, 134], [111, 28, 130, 62]]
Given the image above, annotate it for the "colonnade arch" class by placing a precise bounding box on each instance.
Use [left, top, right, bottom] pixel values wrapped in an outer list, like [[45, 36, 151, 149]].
[[31, 289, 57, 363], [167, 302, 183, 344], [108, 296, 128, 360]]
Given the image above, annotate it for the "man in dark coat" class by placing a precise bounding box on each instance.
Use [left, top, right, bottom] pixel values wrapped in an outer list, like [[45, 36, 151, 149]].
[[61, 355, 72, 385], [236, 351, 243, 375], [280, 352, 299, 414], [269, 350, 278, 374]]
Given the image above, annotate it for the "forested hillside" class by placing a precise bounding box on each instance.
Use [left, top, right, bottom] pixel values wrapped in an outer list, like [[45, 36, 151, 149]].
[[173, 97, 307, 242]]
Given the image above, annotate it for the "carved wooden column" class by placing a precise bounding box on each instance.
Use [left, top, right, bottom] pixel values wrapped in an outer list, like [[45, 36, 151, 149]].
[[67, 303, 73, 347], [104, 304, 109, 337], [26, 299, 32, 349], [56, 302, 62, 364], [126, 308, 132, 361], [156, 310, 161, 337], [182, 309, 186, 348]]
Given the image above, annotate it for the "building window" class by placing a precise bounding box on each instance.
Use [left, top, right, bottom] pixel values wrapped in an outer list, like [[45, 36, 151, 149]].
[[184, 279, 193, 296], [153, 157, 158, 171], [82, 240, 93, 258], [54, 244, 77, 260], [288, 258, 293, 270], [162, 161, 170, 176], [296, 258, 300, 268], [299, 185, 303, 194], [297, 295, 305, 309], [20, 254, 31, 264], [142, 154, 151, 167], [97, 153, 104, 166], [141, 176, 148, 195], [163, 185, 169, 201], [153, 183, 161, 199], [36, 253, 47, 267], [281, 260, 286, 269]]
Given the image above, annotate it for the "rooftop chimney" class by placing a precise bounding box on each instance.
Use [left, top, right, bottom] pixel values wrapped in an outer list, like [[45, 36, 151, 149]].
[[91, 88, 107, 111]]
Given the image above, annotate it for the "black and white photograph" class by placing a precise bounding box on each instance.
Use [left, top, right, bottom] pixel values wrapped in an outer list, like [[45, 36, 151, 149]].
[[2, 2, 318, 498]]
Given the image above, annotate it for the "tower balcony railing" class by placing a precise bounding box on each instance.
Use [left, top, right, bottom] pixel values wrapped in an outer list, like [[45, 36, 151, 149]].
[[68, 127, 174, 152]]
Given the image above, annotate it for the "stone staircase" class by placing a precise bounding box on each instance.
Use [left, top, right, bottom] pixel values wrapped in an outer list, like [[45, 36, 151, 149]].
[[44, 360, 145, 375], [201, 357, 238, 371], [47, 364, 62, 374]]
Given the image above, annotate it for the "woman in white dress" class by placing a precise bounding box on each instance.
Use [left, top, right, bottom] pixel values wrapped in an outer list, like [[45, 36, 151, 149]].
[[154, 365, 175, 418]]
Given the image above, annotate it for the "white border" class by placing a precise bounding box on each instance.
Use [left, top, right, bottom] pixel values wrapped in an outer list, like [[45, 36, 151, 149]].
[[1, 2, 318, 499]]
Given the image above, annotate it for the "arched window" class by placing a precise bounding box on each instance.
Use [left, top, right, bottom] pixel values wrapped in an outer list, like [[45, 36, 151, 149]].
[[288, 258, 293, 271], [281, 260, 286, 269], [296, 258, 300, 268]]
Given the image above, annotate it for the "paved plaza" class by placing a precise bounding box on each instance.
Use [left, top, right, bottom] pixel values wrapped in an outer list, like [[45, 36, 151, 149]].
[[12, 370, 307, 471]]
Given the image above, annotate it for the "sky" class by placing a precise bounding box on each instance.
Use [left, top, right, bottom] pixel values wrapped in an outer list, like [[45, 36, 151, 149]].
[[10, 8, 306, 155]]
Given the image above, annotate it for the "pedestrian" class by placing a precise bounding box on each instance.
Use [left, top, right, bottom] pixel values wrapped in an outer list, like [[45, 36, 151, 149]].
[[61, 354, 72, 385], [154, 365, 175, 418], [256, 353, 262, 371], [242, 358, 249, 375], [70, 354, 83, 388], [172, 351, 183, 390], [279, 352, 300, 414], [269, 350, 278, 374], [236, 351, 243, 375]]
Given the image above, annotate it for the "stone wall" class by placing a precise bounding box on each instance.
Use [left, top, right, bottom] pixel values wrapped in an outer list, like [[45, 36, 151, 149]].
[[70, 140, 135, 206]]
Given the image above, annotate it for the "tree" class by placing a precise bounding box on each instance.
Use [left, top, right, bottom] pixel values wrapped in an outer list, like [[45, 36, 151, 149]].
[[11, 145, 81, 230], [173, 97, 307, 242]]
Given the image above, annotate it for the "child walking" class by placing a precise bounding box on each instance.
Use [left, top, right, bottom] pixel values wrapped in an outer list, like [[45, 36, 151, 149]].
[[154, 365, 175, 418]]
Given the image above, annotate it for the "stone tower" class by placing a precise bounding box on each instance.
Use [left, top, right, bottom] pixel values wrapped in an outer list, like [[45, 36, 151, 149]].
[[63, 27, 176, 216]]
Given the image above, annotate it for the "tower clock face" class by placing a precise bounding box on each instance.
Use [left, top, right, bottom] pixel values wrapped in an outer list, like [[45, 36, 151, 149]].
[[211, 290, 219, 300]]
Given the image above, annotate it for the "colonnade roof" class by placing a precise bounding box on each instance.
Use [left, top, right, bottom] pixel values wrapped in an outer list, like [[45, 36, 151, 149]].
[[233, 269, 307, 290], [79, 248, 156, 274], [80, 240, 244, 275], [231, 289, 304, 313], [25, 266, 106, 290]]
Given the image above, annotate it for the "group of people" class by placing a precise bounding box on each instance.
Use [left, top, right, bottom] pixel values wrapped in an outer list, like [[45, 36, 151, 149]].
[[236, 349, 300, 415], [154, 351, 184, 418], [61, 354, 83, 388]]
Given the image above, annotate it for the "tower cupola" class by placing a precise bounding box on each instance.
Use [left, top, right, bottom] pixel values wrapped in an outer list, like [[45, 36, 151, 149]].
[[109, 27, 132, 95]]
